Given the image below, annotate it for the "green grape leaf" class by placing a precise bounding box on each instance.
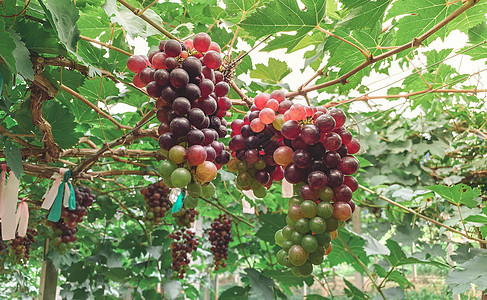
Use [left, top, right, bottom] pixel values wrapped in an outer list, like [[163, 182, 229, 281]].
[[464, 23, 487, 60], [10, 31, 34, 81], [255, 213, 286, 243], [446, 253, 487, 295], [13, 20, 68, 56], [78, 5, 111, 37], [241, 0, 326, 45], [361, 233, 390, 256], [0, 32, 17, 74], [263, 269, 314, 287], [244, 268, 275, 299], [220, 285, 250, 299], [427, 184, 481, 208], [464, 215, 487, 224], [43, 100, 83, 149], [343, 277, 368, 300], [385, 240, 447, 268], [224, 0, 257, 14], [3, 139, 24, 178], [44, 0, 81, 54], [338, 0, 392, 30], [327, 228, 368, 272], [249, 58, 291, 84]]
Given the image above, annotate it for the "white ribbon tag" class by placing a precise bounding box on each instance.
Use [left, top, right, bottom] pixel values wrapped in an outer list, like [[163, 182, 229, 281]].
[[63, 182, 70, 207], [1, 171, 20, 240], [241, 190, 256, 214], [15, 201, 29, 237], [0, 166, 6, 220], [41, 174, 63, 210], [281, 179, 293, 198]]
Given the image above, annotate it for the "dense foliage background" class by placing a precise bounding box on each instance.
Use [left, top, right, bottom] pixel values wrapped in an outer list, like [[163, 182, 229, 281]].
[[0, 0, 486, 299]]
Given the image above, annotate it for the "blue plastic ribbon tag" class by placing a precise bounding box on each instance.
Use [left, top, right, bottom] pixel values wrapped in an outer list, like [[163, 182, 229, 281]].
[[47, 170, 74, 221], [171, 190, 185, 214]]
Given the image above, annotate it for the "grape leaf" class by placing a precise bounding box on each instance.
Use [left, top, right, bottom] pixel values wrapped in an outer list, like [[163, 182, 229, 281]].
[[3, 139, 24, 178], [78, 5, 111, 38], [464, 215, 487, 224], [343, 277, 368, 300], [338, 0, 392, 30], [13, 20, 68, 56], [44, 0, 81, 54], [249, 58, 291, 84], [224, 0, 258, 15], [10, 31, 34, 81], [361, 233, 390, 256], [220, 285, 250, 299], [42, 100, 83, 149], [255, 213, 286, 243], [446, 253, 487, 295], [245, 268, 275, 300], [427, 184, 481, 208], [327, 228, 369, 272], [0, 32, 17, 74], [241, 0, 326, 46], [385, 240, 447, 268], [464, 23, 487, 61]]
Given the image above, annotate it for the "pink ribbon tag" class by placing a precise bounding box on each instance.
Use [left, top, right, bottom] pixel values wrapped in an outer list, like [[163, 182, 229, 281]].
[[1, 171, 20, 240], [281, 179, 293, 198], [15, 200, 29, 237]]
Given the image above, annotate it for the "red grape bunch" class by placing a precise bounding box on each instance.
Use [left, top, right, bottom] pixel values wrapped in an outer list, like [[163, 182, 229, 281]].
[[50, 186, 95, 254], [208, 214, 233, 270], [169, 228, 199, 279], [9, 229, 37, 265], [126, 33, 231, 197], [140, 181, 172, 227], [173, 208, 199, 228], [226, 91, 287, 198], [271, 101, 360, 277]]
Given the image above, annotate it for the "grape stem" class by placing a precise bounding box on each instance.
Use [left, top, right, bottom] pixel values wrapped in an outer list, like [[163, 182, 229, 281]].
[[229, 80, 253, 107], [359, 184, 487, 245]]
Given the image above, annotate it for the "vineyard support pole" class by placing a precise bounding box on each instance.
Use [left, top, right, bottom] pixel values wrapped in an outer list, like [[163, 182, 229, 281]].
[[39, 239, 58, 300]]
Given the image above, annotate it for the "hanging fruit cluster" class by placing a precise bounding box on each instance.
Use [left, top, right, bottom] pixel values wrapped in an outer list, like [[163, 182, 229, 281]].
[[208, 214, 233, 270], [226, 90, 287, 198], [49, 186, 95, 254], [127, 33, 231, 198], [226, 91, 360, 276], [140, 181, 173, 227], [9, 229, 37, 265], [169, 228, 199, 279]]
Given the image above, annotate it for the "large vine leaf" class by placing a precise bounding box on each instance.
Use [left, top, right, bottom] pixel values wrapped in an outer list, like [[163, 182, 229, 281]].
[[241, 0, 326, 50], [43, 100, 83, 149], [10, 31, 34, 81], [249, 58, 291, 84], [3, 139, 24, 178], [12, 19, 68, 56], [386, 0, 449, 44], [338, 0, 392, 30], [446, 252, 487, 295], [427, 184, 481, 208], [0, 32, 17, 74], [43, 0, 81, 54]]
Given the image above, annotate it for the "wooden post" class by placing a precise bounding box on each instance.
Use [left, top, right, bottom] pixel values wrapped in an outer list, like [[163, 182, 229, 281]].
[[39, 239, 58, 300], [411, 242, 417, 283], [352, 207, 364, 290], [214, 273, 219, 300]]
